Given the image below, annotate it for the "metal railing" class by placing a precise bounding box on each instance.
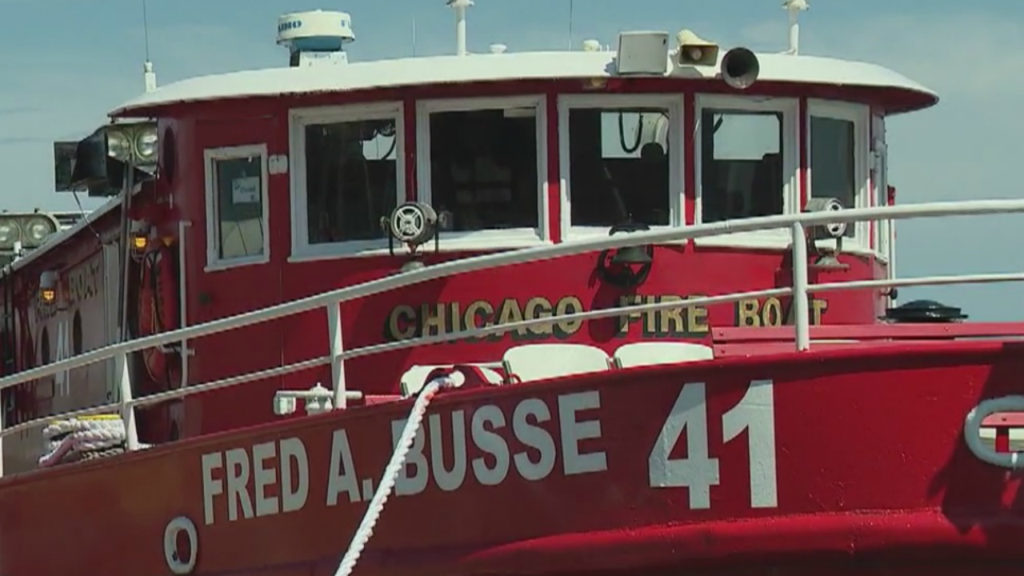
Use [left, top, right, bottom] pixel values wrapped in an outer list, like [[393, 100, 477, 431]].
[[2, 199, 1024, 473]]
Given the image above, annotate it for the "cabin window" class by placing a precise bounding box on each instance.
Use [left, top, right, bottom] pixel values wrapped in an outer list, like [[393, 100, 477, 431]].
[[807, 100, 869, 242], [290, 103, 405, 258], [203, 144, 270, 270], [559, 95, 682, 237], [696, 95, 798, 244], [417, 96, 547, 246]]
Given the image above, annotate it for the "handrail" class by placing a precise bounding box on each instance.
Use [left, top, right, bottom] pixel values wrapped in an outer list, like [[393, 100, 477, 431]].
[[2, 199, 1024, 464], [2, 199, 1023, 393], [3, 265, 1024, 443]]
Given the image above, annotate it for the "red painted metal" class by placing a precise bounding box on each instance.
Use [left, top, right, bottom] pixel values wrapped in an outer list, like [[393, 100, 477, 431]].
[[995, 429, 1011, 453], [683, 93, 696, 228], [1, 343, 1022, 575], [714, 323, 1024, 343]]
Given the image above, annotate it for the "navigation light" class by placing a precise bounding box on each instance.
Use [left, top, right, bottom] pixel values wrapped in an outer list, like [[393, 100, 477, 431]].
[[130, 219, 151, 254], [39, 270, 58, 304]]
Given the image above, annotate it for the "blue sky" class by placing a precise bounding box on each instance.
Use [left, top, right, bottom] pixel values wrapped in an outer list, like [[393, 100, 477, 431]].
[[1, 0, 1023, 320]]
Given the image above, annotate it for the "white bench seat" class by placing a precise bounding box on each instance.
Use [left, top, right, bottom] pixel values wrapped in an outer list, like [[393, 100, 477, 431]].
[[612, 341, 714, 369]]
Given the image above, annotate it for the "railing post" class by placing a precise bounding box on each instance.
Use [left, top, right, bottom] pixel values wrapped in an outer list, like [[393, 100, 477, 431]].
[[115, 351, 140, 451], [791, 222, 810, 351], [327, 302, 347, 409]]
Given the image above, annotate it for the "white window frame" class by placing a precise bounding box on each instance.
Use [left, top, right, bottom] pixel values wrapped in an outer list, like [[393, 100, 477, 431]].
[[416, 95, 549, 250], [558, 94, 683, 241], [288, 101, 406, 261], [871, 112, 891, 263], [694, 94, 799, 249], [203, 143, 270, 272], [806, 99, 871, 252]]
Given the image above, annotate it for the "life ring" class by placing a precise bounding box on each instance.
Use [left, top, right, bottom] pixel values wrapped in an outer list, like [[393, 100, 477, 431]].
[[137, 242, 181, 388]]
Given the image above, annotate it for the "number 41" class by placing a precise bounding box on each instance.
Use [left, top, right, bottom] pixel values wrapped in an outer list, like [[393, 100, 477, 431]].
[[648, 380, 778, 510]]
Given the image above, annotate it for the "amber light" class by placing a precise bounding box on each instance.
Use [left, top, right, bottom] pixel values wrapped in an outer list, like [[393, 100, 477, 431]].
[[39, 269, 58, 304], [130, 219, 151, 254]]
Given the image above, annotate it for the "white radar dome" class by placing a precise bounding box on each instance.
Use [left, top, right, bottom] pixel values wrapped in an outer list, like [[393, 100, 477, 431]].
[[276, 10, 355, 67]]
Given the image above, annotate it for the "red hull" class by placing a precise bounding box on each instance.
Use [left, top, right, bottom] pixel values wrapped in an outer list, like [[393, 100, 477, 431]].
[[2, 341, 1022, 576]]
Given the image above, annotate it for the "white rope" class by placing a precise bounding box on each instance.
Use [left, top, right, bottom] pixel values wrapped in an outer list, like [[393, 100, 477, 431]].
[[37, 415, 139, 467], [333, 372, 460, 576]]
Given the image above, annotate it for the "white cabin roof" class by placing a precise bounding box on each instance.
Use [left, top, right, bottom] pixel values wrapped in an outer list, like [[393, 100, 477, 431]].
[[112, 50, 937, 116]]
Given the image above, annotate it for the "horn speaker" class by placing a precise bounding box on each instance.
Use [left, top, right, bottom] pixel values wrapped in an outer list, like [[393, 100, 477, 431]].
[[720, 47, 760, 90]]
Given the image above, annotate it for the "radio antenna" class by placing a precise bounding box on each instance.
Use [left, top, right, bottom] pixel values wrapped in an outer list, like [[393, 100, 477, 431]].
[[142, 0, 157, 92], [568, 0, 574, 49], [782, 0, 809, 55]]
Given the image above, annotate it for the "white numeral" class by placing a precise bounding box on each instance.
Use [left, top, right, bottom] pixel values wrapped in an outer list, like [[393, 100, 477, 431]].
[[722, 379, 778, 508], [648, 379, 778, 509], [648, 382, 720, 509]]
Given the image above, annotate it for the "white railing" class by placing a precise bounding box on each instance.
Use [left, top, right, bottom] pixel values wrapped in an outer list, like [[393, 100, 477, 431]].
[[2, 199, 1024, 471]]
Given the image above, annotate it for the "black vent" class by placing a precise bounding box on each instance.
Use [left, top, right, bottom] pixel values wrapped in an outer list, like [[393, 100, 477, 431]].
[[883, 299, 968, 323]]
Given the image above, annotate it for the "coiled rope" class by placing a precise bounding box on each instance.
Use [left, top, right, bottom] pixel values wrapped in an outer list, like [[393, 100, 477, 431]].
[[333, 372, 460, 576], [38, 415, 147, 467]]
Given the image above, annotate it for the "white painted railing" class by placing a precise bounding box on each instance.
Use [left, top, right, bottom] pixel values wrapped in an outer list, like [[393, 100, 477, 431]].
[[2, 199, 1024, 469]]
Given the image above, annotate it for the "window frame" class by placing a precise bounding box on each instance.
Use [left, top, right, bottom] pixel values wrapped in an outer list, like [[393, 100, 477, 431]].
[[416, 94, 550, 249], [288, 101, 406, 261], [557, 93, 683, 241], [871, 112, 891, 262], [694, 94, 799, 249], [806, 99, 871, 250], [203, 143, 271, 272]]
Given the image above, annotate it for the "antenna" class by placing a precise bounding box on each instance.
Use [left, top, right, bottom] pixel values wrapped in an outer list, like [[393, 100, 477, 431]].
[[446, 0, 473, 56], [568, 0, 574, 50], [141, 0, 157, 92], [782, 0, 809, 55]]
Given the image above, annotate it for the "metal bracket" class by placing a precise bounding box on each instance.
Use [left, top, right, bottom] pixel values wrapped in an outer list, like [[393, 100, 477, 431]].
[[964, 395, 1024, 471]]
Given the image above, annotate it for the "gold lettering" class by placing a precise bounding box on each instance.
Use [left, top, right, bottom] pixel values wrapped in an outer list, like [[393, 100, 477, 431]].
[[386, 292, 825, 344], [494, 298, 525, 338], [450, 301, 463, 334], [554, 297, 583, 338], [421, 303, 447, 337], [737, 299, 760, 327], [658, 295, 685, 336], [811, 298, 829, 325], [687, 295, 710, 334], [464, 300, 493, 330], [524, 297, 554, 337], [761, 297, 783, 327], [617, 295, 644, 335], [463, 300, 493, 341], [643, 296, 658, 336], [387, 305, 416, 341]]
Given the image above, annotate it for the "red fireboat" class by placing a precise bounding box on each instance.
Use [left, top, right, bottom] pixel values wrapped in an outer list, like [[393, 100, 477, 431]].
[[1, 2, 1023, 575]]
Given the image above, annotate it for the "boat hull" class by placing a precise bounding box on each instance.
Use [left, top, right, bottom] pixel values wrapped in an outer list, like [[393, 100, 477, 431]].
[[2, 341, 1022, 576]]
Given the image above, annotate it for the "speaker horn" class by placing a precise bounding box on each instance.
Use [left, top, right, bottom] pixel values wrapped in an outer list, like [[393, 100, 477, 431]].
[[676, 29, 719, 67], [720, 47, 760, 90]]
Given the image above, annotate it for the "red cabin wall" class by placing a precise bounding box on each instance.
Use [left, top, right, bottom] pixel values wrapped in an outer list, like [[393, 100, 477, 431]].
[[161, 80, 890, 439], [0, 76, 900, 469]]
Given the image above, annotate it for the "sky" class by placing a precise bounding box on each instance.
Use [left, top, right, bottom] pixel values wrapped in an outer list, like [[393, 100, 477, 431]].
[[1, 0, 1023, 320]]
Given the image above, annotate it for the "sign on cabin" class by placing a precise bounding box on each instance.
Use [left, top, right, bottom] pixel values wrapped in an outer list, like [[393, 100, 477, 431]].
[[231, 176, 261, 205], [384, 294, 830, 342]]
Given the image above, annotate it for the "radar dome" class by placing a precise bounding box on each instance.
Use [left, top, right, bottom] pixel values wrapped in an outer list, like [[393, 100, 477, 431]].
[[276, 10, 355, 67]]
